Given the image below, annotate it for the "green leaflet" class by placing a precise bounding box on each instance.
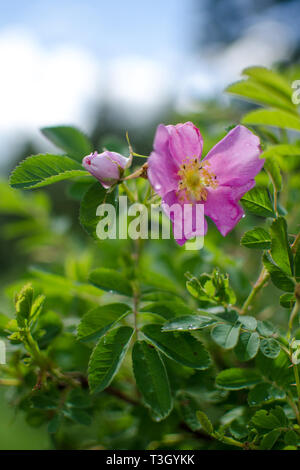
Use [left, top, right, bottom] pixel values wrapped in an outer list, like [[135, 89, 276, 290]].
[[241, 227, 271, 249], [241, 187, 275, 218], [77, 303, 131, 342], [89, 268, 133, 297], [10, 154, 89, 189], [80, 182, 118, 241], [142, 324, 211, 370], [132, 341, 173, 421], [88, 326, 133, 394], [216, 368, 262, 390], [242, 109, 300, 132]]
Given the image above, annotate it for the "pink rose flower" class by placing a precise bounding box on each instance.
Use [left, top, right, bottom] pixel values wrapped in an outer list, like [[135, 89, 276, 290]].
[[82, 151, 129, 188], [148, 122, 264, 245]]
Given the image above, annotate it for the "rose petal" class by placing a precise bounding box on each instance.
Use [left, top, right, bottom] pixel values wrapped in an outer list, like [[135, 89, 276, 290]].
[[204, 125, 264, 187], [204, 186, 244, 237], [168, 122, 204, 167], [162, 190, 207, 245]]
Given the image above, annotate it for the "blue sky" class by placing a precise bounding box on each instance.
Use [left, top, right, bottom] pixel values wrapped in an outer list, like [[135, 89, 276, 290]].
[[0, 0, 191, 61]]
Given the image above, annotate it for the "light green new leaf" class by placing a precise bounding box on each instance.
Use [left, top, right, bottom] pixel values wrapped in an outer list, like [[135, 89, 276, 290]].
[[241, 187, 274, 218], [77, 303, 131, 342], [243, 66, 292, 99], [80, 182, 118, 241], [10, 154, 89, 189], [211, 323, 241, 350], [270, 217, 293, 276], [241, 227, 271, 249], [89, 268, 133, 297], [41, 126, 92, 162], [142, 324, 211, 370], [234, 331, 260, 362], [216, 368, 262, 390], [88, 326, 133, 394], [196, 411, 213, 435], [226, 79, 295, 112], [242, 109, 300, 132], [132, 341, 173, 421]]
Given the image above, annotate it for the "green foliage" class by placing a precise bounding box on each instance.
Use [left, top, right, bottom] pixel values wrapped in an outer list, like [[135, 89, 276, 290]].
[[41, 126, 93, 162], [3, 65, 300, 451]]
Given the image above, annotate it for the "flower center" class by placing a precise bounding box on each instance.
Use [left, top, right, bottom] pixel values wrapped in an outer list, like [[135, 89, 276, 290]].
[[177, 158, 218, 202]]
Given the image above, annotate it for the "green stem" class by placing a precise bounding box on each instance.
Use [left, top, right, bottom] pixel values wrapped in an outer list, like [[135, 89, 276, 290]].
[[0, 378, 21, 386], [22, 328, 49, 370], [120, 182, 136, 203], [288, 300, 300, 340], [292, 232, 300, 254], [241, 266, 270, 315]]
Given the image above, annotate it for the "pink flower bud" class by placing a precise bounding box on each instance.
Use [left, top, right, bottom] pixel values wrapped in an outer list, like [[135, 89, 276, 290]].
[[82, 151, 129, 188]]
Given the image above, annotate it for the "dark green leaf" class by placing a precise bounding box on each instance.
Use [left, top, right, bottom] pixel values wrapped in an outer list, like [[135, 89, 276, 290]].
[[248, 383, 285, 406], [89, 268, 133, 297], [241, 187, 274, 218], [280, 293, 296, 309], [216, 368, 262, 390], [140, 301, 194, 320], [263, 252, 295, 292], [132, 341, 173, 421], [211, 323, 241, 350], [88, 326, 133, 394], [270, 217, 293, 275], [235, 331, 260, 361], [260, 338, 281, 358], [241, 227, 271, 249], [77, 303, 130, 342], [142, 324, 211, 370], [260, 429, 281, 450], [162, 315, 217, 332], [80, 182, 118, 241]]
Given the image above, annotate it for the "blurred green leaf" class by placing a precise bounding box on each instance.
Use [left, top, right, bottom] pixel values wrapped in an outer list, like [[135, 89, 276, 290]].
[[242, 109, 300, 132], [89, 268, 133, 297], [41, 126, 92, 162], [260, 338, 281, 359], [248, 383, 285, 406], [216, 368, 262, 390]]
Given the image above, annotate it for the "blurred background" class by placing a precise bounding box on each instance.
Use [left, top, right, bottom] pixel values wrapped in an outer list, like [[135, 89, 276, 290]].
[[0, 0, 299, 449]]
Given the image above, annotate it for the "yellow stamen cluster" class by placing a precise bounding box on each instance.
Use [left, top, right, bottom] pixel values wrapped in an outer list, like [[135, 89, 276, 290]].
[[177, 157, 218, 202]]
